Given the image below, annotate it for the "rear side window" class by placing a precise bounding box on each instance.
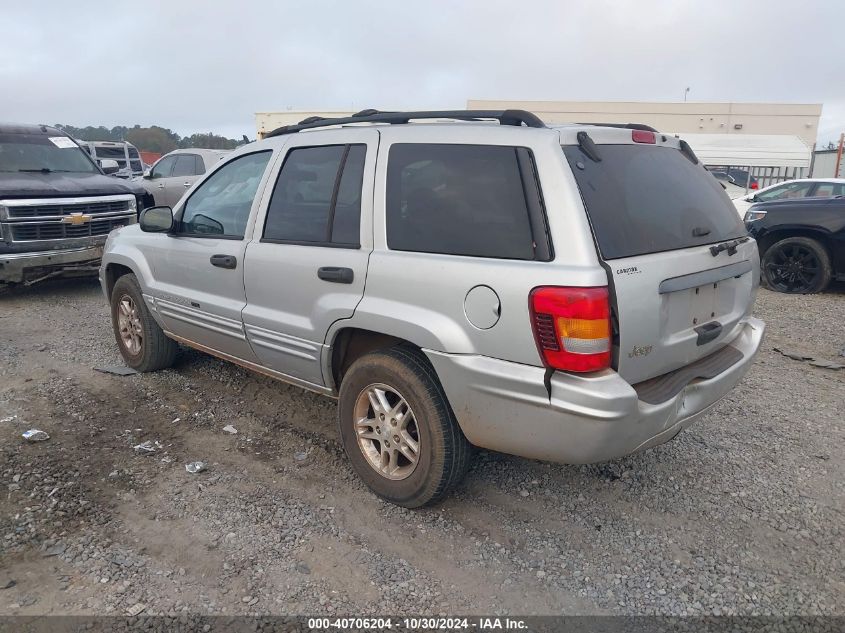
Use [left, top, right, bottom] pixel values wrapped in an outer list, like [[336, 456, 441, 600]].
[[172, 154, 198, 177], [563, 143, 746, 260], [812, 182, 845, 198], [386, 144, 541, 260], [263, 144, 365, 246]]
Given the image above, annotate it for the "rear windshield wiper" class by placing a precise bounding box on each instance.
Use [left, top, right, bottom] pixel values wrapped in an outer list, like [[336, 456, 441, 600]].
[[710, 237, 749, 257]]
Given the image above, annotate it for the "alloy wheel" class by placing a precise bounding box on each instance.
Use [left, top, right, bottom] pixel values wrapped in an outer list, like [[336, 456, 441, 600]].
[[765, 244, 821, 293], [353, 383, 421, 480], [117, 294, 143, 355]]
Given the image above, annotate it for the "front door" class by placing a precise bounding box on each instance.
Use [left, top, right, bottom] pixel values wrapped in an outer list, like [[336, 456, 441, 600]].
[[147, 155, 176, 206], [163, 154, 203, 207], [242, 128, 378, 387], [147, 150, 276, 361]]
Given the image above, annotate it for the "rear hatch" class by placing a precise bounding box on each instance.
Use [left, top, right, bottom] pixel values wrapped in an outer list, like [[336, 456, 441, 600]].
[[562, 130, 757, 385]]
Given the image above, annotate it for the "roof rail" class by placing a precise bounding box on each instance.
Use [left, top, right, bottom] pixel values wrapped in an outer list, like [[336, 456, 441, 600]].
[[576, 122, 660, 132], [265, 109, 546, 138]]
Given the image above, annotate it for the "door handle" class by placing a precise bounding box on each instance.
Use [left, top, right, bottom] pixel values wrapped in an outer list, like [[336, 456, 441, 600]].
[[183, 182, 191, 187], [317, 267, 354, 284], [157, 183, 165, 189], [210, 254, 237, 269]]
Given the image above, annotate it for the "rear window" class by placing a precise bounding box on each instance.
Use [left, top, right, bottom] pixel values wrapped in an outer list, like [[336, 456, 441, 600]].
[[95, 146, 126, 158], [563, 143, 746, 260]]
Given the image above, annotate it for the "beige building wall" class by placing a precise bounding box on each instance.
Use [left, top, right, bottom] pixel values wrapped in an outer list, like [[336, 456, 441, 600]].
[[255, 111, 354, 139], [467, 100, 822, 146]]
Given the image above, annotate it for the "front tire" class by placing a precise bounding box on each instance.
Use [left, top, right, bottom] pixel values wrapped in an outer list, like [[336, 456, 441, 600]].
[[337, 346, 471, 508], [761, 236, 832, 294], [110, 274, 177, 372]]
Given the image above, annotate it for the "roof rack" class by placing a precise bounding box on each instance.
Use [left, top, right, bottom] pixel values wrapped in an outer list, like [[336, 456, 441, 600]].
[[264, 109, 546, 138], [576, 122, 660, 132]]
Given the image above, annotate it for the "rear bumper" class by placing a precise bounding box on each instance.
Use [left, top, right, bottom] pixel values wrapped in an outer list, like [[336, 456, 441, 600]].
[[0, 244, 104, 284], [425, 316, 765, 464]]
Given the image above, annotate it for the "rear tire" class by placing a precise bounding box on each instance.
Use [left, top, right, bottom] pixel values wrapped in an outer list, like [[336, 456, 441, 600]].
[[110, 274, 177, 372], [761, 237, 832, 294], [337, 346, 471, 508]]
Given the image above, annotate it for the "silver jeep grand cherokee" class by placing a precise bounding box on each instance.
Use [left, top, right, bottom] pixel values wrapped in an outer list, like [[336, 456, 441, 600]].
[[100, 110, 765, 507]]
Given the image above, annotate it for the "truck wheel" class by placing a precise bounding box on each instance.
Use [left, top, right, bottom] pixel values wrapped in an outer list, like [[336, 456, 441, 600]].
[[110, 274, 177, 372], [761, 236, 832, 294], [337, 346, 471, 508]]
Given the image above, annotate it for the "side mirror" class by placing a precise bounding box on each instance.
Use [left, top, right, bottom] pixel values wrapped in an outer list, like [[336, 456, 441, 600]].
[[100, 159, 120, 175], [142, 168, 152, 179], [139, 206, 174, 233]]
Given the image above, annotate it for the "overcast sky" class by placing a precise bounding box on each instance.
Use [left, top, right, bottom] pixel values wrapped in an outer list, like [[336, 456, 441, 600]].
[[3, 1, 844, 143]]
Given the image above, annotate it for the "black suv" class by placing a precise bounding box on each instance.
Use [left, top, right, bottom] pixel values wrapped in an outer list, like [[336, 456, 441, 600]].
[[0, 123, 151, 286], [745, 196, 845, 293]]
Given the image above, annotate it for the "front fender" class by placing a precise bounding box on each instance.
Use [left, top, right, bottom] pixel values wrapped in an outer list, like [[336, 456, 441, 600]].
[[100, 226, 158, 307]]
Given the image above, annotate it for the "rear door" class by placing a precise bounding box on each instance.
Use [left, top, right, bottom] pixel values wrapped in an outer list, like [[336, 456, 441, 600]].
[[241, 128, 377, 387], [563, 133, 758, 385]]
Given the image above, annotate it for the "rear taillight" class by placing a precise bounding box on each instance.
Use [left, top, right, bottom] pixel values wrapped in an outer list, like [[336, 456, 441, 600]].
[[631, 130, 656, 144], [529, 287, 611, 373], [750, 182, 759, 190]]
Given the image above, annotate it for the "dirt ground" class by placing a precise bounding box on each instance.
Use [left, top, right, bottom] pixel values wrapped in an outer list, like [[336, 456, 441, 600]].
[[0, 278, 843, 618]]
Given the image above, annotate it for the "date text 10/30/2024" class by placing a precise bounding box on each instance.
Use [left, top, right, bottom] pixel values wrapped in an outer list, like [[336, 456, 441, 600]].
[[308, 617, 528, 630]]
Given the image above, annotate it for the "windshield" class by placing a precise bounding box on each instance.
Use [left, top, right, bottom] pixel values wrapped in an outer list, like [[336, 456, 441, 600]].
[[0, 133, 100, 174], [563, 143, 746, 260]]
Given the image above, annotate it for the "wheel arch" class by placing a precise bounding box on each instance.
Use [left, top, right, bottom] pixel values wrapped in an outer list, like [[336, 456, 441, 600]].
[[325, 327, 418, 392], [322, 310, 473, 393], [103, 262, 135, 299]]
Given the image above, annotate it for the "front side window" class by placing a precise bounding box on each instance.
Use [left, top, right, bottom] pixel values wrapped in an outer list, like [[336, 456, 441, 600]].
[[178, 151, 272, 238], [263, 144, 366, 246], [757, 181, 813, 201], [386, 144, 536, 260], [151, 156, 175, 179]]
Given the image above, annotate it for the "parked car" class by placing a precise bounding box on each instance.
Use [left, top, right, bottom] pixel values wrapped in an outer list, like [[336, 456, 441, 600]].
[[136, 148, 230, 208], [733, 178, 845, 216], [710, 171, 746, 199], [745, 196, 845, 293], [76, 139, 144, 179], [708, 166, 758, 195], [100, 110, 764, 507], [0, 123, 150, 286]]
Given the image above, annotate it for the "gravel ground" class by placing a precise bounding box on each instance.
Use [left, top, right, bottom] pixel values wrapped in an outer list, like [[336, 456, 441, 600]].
[[0, 278, 842, 618]]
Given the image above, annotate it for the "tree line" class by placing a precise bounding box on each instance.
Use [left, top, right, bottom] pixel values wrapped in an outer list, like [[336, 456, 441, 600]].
[[55, 124, 248, 153]]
